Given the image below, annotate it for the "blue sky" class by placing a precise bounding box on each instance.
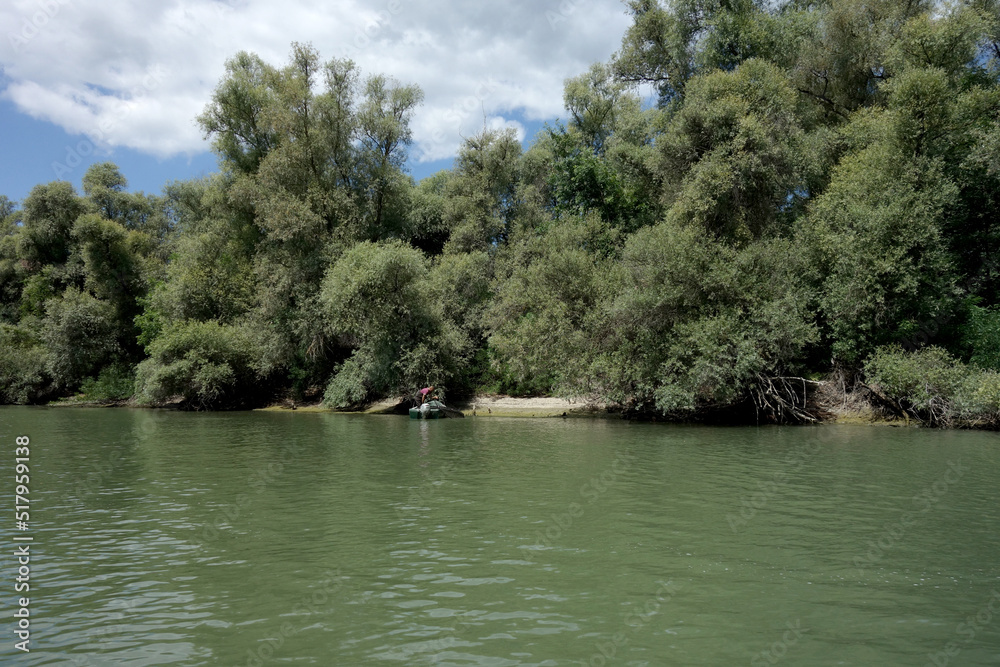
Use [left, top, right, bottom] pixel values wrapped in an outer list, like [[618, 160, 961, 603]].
[[0, 0, 631, 204]]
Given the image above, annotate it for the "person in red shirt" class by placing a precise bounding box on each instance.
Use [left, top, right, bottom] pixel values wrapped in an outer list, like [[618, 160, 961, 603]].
[[419, 386, 435, 404]]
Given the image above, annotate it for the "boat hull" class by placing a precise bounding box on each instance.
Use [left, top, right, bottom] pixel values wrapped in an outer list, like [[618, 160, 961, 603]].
[[409, 406, 442, 419], [409, 399, 463, 419]]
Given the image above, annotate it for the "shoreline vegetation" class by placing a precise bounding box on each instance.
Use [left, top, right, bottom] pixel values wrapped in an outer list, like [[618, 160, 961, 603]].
[[3, 2, 1000, 430], [46, 377, 990, 429]]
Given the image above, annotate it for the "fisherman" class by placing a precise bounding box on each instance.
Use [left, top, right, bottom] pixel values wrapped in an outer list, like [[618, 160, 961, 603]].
[[419, 386, 435, 404]]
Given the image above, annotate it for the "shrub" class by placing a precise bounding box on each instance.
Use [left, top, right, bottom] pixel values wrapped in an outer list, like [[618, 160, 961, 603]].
[[0, 324, 51, 404], [954, 370, 1000, 427], [78, 364, 136, 403], [964, 305, 1000, 371], [41, 289, 120, 390], [323, 350, 377, 408], [863, 345, 984, 426], [320, 241, 465, 407], [135, 320, 262, 409]]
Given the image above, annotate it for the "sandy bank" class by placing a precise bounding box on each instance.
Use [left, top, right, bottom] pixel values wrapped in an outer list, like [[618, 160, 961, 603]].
[[454, 396, 605, 417], [257, 395, 609, 418], [359, 395, 607, 417]]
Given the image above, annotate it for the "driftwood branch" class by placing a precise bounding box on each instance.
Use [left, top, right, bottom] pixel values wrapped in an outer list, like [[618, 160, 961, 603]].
[[751, 375, 823, 424]]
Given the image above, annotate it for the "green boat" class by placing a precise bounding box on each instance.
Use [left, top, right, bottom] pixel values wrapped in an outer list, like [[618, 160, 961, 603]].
[[409, 400, 464, 419]]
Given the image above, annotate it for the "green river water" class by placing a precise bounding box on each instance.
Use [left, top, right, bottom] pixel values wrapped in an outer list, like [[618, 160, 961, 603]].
[[0, 407, 998, 666]]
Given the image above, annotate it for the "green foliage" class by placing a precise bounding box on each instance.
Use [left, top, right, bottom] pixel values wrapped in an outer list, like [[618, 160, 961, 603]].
[[442, 128, 523, 253], [659, 58, 807, 242], [78, 363, 135, 402], [193, 44, 427, 387], [41, 289, 120, 390], [964, 305, 1000, 370], [0, 195, 15, 223], [135, 320, 262, 409], [425, 251, 492, 333], [322, 349, 375, 407], [408, 172, 451, 255], [18, 181, 87, 267], [18, 269, 57, 319], [486, 217, 609, 395], [540, 63, 661, 235], [320, 240, 467, 406], [134, 290, 165, 352], [791, 0, 932, 117], [322, 239, 427, 343], [82, 162, 167, 237], [593, 221, 817, 415], [0, 324, 51, 404], [795, 37, 996, 367], [544, 127, 658, 235], [886, 4, 992, 81], [865, 345, 968, 413], [72, 214, 156, 317], [954, 370, 1000, 425], [864, 344, 1000, 426], [615, 0, 789, 105], [196, 51, 279, 175]]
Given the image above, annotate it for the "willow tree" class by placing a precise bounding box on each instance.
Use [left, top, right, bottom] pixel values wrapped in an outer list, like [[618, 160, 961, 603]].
[[193, 43, 425, 391]]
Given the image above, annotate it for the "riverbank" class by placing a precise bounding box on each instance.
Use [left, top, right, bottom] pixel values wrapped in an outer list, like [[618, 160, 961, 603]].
[[45, 383, 973, 428], [257, 395, 608, 418], [257, 384, 908, 424]]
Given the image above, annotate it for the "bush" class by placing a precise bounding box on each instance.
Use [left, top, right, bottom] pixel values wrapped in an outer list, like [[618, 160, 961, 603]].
[[0, 324, 51, 404], [320, 241, 466, 407], [592, 224, 817, 417], [41, 289, 120, 390], [954, 371, 1000, 427], [964, 305, 1000, 371], [865, 346, 967, 405], [323, 350, 378, 408], [861, 345, 1000, 426], [485, 217, 610, 397], [78, 364, 136, 403], [135, 320, 262, 409]]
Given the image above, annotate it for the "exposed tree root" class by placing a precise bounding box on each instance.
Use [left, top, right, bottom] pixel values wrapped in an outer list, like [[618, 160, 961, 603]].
[[750, 374, 825, 424]]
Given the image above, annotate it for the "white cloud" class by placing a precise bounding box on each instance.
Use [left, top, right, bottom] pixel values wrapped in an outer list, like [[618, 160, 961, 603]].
[[0, 0, 630, 163]]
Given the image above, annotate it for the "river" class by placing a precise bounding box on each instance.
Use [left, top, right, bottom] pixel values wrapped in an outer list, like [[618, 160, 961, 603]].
[[1, 407, 998, 665]]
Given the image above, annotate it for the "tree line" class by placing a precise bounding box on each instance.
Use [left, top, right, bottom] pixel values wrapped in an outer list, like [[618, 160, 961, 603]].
[[2, 0, 1000, 425]]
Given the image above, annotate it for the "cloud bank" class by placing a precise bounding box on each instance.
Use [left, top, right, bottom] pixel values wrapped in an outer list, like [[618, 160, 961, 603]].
[[0, 0, 631, 163]]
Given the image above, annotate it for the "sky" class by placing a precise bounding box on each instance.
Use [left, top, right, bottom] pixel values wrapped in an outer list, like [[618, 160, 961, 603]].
[[0, 0, 634, 204]]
